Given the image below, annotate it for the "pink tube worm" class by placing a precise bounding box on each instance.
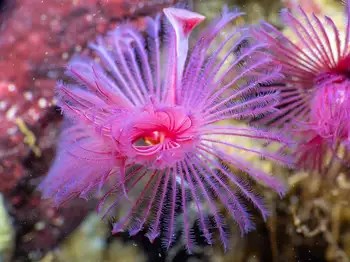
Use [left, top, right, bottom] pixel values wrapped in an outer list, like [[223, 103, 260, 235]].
[[40, 7, 292, 252], [252, 1, 350, 172]]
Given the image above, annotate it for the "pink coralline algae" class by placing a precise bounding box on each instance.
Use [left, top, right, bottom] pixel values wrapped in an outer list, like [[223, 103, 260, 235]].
[[253, 1, 350, 172], [39, 7, 293, 251]]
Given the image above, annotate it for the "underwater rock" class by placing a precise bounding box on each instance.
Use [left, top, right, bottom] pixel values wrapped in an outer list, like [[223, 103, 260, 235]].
[[0, 194, 15, 262], [106, 240, 146, 262], [193, 0, 282, 25], [39, 213, 147, 262], [52, 214, 108, 262]]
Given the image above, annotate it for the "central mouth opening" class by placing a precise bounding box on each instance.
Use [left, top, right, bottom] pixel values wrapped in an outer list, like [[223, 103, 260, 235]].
[[127, 107, 196, 158], [334, 54, 350, 80], [143, 131, 166, 145], [133, 130, 167, 147], [314, 55, 350, 87]]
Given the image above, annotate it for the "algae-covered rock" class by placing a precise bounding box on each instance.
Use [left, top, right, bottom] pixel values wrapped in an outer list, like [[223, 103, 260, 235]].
[[39, 214, 146, 262], [106, 240, 146, 262], [39, 213, 147, 262], [193, 0, 282, 25], [0, 194, 15, 262], [40, 214, 108, 262]]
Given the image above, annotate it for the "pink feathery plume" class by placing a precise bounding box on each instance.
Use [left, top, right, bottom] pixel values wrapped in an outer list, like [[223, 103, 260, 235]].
[[39, 7, 293, 252], [252, 1, 350, 172]]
